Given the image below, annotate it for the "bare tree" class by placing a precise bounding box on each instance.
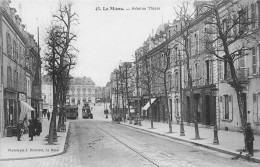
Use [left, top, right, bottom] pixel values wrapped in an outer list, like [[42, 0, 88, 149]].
[[118, 62, 133, 124], [200, 0, 259, 146], [138, 45, 157, 128], [43, 1, 78, 144], [152, 44, 173, 133], [174, 1, 200, 139]]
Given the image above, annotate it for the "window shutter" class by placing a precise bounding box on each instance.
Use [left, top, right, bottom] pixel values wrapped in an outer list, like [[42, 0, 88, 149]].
[[253, 94, 257, 123], [252, 47, 257, 74], [229, 95, 233, 120], [202, 62, 205, 85], [199, 62, 202, 86], [192, 65, 195, 86], [257, 94, 260, 121], [209, 61, 212, 84], [219, 96, 223, 119]]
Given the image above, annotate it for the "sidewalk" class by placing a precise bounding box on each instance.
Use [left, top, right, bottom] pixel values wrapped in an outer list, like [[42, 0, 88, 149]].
[[0, 118, 70, 161], [120, 119, 260, 163]]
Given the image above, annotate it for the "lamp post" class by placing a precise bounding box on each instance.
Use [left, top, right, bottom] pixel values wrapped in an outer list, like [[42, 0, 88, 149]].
[[178, 49, 185, 136], [213, 59, 219, 145]]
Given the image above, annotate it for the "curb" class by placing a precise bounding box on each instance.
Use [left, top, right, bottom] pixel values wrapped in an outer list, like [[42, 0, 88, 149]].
[[0, 121, 70, 161], [120, 123, 260, 163]]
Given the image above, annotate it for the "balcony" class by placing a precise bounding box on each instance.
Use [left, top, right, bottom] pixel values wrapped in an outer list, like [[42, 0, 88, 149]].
[[226, 67, 249, 86]]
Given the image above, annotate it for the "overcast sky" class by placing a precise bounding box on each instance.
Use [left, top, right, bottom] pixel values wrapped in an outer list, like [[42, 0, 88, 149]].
[[10, 0, 188, 87]]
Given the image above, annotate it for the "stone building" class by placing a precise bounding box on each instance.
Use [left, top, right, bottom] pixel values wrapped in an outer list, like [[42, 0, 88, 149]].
[[41, 75, 53, 114], [67, 77, 95, 106], [129, 0, 260, 135], [0, 0, 41, 138]]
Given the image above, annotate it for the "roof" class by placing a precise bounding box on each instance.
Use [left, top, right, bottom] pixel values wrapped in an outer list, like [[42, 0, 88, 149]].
[[70, 76, 95, 85]]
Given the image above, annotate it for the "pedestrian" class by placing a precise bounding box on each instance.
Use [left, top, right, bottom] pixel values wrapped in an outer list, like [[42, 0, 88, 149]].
[[28, 119, 35, 141], [17, 120, 24, 141], [35, 118, 42, 136], [47, 111, 50, 121], [245, 122, 254, 157]]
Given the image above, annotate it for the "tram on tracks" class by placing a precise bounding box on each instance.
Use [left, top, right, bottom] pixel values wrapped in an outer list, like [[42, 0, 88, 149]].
[[65, 105, 78, 119], [82, 103, 93, 119]]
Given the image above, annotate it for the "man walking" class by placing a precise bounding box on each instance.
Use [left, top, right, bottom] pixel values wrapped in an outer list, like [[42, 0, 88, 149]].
[[47, 111, 50, 121], [245, 123, 254, 157], [28, 119, 35, 141]]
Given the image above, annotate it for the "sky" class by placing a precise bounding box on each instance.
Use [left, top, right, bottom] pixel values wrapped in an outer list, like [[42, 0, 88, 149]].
[[10, 0, 188, 87]]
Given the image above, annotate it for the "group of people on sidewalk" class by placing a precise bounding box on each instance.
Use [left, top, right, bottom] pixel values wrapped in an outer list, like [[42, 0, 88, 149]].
[[17, 117, 42, 141]]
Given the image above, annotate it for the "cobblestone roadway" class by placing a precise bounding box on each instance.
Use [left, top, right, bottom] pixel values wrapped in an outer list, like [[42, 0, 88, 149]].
[[1, 119, 259, 167]]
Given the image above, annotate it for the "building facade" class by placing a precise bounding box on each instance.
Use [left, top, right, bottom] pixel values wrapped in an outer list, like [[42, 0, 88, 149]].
[[126, 0, 260, 135], [41, 75, 53, 114], [67, 77, 95, 106], [0, 0, 41, 138]]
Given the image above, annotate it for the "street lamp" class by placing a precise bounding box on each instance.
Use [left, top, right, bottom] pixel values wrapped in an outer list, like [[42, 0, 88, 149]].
[[178, 49, 185, 136]]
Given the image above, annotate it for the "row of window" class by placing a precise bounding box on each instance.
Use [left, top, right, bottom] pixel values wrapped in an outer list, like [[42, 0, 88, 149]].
[[6, 32, 25, 66], [6, 66, 26, 92], [219, 93, 260, 123]]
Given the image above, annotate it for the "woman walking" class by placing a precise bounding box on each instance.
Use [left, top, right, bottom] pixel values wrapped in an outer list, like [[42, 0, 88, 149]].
[[28, 119, 35, 141]]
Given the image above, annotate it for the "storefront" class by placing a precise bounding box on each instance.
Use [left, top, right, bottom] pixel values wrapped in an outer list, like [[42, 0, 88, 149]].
[[4, 89, 18, 127]]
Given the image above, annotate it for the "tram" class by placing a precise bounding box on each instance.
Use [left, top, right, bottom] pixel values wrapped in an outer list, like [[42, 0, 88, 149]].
[[82, 103, 93, 119], [65, 105, 78, 119]]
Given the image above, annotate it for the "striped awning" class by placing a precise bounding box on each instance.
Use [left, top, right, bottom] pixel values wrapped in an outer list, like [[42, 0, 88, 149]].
[[19, 101, 35, 121], [142, 98, 156, 111]]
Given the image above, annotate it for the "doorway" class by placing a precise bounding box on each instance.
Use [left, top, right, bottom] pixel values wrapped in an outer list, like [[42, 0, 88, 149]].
[[241, 93, 247, 121], [205, 95, 210, 125]]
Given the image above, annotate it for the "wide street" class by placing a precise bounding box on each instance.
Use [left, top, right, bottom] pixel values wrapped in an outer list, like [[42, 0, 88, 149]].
[[1, 104, 259, 167]]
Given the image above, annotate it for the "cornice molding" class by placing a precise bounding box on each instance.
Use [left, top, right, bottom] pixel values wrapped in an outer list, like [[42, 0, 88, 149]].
[[1, 8, 27, 44]]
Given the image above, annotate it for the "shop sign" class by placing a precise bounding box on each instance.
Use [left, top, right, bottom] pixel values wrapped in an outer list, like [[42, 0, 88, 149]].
[[19, 93, 27, 101]]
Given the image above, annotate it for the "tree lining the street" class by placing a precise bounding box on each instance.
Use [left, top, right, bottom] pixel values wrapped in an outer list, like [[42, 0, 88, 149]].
[[118, 62, 134, 124], [151, 44, 174, 133], [174, 1, 201, 139], [43, 1, 78, 144], [138, 44, 159, 128], [199, 0, 259, 147]]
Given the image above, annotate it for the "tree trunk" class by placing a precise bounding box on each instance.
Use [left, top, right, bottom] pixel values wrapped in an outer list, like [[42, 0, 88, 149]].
[[164, 73, 172, 133], [48, 94, 58, 144], [149, 96, 154, 129]]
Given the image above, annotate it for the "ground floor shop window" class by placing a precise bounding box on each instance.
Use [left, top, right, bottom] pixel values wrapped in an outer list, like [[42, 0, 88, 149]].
[[253, 93, 260, 123], [220, 94, 233, 120], [4, 99, 18, 126]]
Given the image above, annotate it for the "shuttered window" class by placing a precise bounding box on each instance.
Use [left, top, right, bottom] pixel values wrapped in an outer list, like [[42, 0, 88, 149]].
[[221, 94, 233, 120], [253, 93, 260, 123], [238, 51, 245, 68], [209, 60, 213, 84], [251, 3, 256, 29], [219, 60, 223, 80], [252, 47, 257, 74]]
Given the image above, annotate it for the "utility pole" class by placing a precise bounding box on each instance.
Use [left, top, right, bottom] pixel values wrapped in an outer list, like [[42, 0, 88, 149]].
[[135, 52, 141, 126], [119, 64, 125, 122], [116, 71, 119, 122], [179, 49, 185, 136]]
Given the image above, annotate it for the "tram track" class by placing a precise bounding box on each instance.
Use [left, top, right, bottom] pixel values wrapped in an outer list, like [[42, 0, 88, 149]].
[[92, 122, 160, 167]]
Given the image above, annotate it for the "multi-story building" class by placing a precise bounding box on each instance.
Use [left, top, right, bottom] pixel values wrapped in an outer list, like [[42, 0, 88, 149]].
[[95, 86, 103, 102], [0, 0, 41, 138], [129, 0, 260, 135], [41, 75, 53, 114], [67, 77, 95, 106], [24, 32, 41, 119]]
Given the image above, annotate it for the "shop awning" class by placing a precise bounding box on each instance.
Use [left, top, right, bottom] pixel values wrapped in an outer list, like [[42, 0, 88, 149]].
[[19, 101, 35, 121], [142, 98, 156, 111]]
